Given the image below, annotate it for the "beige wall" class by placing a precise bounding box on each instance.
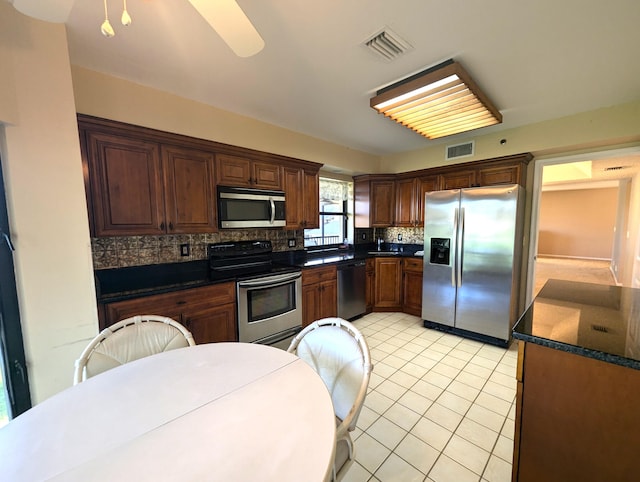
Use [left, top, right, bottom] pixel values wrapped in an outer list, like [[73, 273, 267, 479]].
[[71, 67, 380, 175], [380, 101, 640, 174], [0, 4, 98, 403], [538, 188, 618, 259]]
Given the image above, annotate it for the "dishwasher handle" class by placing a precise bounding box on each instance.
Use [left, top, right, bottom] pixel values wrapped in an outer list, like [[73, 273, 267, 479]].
[[339, 261, 366, 270]]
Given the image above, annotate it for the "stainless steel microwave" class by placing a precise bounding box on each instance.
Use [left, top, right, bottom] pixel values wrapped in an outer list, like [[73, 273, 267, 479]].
[[217, 186, 286, 228]]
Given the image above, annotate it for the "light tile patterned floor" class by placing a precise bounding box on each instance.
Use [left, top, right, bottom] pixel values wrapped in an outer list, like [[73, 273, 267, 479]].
[[343, 312, 518, 482]]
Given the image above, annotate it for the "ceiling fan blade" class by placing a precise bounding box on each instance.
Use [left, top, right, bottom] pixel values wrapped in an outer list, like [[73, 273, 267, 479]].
[[188, 0, 264, 58], [9, 0, 76, 23]]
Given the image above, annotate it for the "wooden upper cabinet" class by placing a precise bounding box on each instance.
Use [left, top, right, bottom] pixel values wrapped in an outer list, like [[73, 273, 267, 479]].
[[371, 181, 395, 227], [416, 176, 440, 227], [283, 167, 320, 229], [283, 167, 303, 229], [85, 131, 165, 236], [354, 176, 396, 228], [394, 178, 416, 227], [395, 175, 440, 227], [216, 154, 281, 189], [441, 169, 477, 190], [161, 145, 216, 233], [477, 163, 522, 186], [302, 169, 320, 229]]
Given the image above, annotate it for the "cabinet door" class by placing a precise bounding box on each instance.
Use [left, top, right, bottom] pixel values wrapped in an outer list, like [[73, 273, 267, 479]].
[[183, 303, 237, 343], [394, 178, 417, 227], [318, 279, 337, 319], [86, 131, 165, 236], [374, 257, 402, 310], [415, 175, 440, 227], [365, 259, 375, 313], [371, 181, 395, 227], [302, 284, 320, 327], [441, 170, 477, 190], [252, 162, 282, 189], [402, 259, 423, 316], [283, 167, 303, 229], [161, 146, 216, 233], [102, 293, 184, 329], [216, 154, 252, 187], [477, 164, 521, 186], [302, 169, 320, 229]]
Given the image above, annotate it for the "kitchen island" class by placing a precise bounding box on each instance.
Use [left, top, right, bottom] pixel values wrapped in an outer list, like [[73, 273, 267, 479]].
[[511, 279, 640, 482]]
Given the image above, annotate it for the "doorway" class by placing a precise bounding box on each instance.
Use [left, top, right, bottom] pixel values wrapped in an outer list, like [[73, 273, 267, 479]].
[[527, 147, 640, 304], [0, 152, 31, 424]]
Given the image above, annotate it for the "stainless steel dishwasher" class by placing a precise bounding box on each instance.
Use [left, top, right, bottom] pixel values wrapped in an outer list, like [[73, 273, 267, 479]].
[[337, 260, 367, 320]]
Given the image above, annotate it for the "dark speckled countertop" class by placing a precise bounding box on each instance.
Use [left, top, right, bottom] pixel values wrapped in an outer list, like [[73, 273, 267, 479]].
[[513, 279, 640, 370], [96, 244, 424, 302]]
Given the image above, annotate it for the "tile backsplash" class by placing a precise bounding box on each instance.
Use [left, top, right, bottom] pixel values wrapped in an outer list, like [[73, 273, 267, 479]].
[[91, 230, 305, 270], [91, 227, 425, 270]]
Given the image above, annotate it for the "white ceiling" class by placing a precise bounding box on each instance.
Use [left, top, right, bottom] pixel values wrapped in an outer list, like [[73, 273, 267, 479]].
[[11, 1, 640, 157]]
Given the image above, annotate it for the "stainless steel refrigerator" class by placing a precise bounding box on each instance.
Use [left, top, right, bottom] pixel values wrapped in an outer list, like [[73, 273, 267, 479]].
[[422, 184, 525, 344]]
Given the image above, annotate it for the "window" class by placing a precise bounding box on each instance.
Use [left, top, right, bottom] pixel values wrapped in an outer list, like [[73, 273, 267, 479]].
[[304, 178, 353, 248]]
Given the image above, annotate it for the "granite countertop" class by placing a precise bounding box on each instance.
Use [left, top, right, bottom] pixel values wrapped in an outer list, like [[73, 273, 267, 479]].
[[512, 279, 640, 370], [96, 244, 425, 302], [274, 243, 424, 268]]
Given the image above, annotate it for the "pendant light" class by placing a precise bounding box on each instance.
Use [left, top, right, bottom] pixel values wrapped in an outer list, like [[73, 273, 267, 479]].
[[100, 0, 132, 38], [100, 0, 115, 38], [121, 0, 132, 27]]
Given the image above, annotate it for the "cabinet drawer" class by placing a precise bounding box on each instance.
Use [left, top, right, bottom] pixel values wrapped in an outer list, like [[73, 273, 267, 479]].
[[302, 265, 337, 286], [180, 282, 236, 306], [102, 282, 236, 329], [403, 258, 423, 272]]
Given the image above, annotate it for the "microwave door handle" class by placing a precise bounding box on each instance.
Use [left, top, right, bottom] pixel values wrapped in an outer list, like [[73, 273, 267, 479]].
[[269, 197, 275, 224]]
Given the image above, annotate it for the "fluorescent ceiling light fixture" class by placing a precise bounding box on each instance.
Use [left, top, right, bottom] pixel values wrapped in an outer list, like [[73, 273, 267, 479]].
[[370, 59, 502, 139]]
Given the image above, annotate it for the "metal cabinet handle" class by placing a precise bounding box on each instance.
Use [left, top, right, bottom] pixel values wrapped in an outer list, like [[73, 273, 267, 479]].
[[2, 231, 15, 251]]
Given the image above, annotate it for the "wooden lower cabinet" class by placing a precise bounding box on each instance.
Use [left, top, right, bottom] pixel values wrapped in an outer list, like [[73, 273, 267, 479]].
[[302, 266, 337, 327], [101, 282, 237, 344], [374, 257, 402, 311], [365, 259, 375, 313], [402, 258, 423, 316], [513, 342, 640, 482]]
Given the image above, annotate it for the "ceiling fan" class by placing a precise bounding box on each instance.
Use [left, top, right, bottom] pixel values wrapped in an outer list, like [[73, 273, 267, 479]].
[[7, 0, 265, 57]]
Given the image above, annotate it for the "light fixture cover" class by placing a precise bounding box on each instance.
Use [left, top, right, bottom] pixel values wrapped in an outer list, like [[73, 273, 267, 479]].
[[370, 59, 502, 139]]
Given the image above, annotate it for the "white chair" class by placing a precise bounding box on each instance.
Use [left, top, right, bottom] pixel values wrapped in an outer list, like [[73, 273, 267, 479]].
[[73, 315, 195, 385], [287, 317, 373, 481]]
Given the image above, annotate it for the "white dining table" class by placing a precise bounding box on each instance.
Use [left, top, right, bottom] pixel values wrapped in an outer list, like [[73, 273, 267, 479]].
[[0, 343, 336, 481]]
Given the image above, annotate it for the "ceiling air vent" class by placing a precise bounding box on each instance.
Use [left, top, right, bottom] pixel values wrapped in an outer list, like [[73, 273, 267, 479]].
[[604, 166, 629, 171], [364, 28, 412, 61], [446, 141, 475, 160]]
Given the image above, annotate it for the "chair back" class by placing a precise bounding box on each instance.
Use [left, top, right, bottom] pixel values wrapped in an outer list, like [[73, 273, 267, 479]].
[[288, 317, 372, 433], [74, 315, 195, 384]]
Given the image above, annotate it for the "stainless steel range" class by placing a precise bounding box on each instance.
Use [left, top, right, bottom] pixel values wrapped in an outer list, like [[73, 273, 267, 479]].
[[208, 240, 302, 349]]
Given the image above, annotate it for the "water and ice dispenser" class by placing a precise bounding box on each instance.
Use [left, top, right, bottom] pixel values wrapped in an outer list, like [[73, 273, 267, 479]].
[[429, 238, 451, 265]]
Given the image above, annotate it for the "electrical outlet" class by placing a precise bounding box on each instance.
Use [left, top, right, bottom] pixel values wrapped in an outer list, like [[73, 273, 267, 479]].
[[361, 233, 366, 240], [287, 238, 296, 248], [398, 233, 403, 241], [180, 243, 190, 257]]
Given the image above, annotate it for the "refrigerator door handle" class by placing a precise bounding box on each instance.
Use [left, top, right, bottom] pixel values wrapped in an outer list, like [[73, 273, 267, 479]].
[[452, 207, 459, 287], [457, 207, 465, 287]]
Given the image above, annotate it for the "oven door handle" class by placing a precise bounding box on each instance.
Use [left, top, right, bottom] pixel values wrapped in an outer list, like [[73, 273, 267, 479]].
[[237, 271, 301, 288]]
